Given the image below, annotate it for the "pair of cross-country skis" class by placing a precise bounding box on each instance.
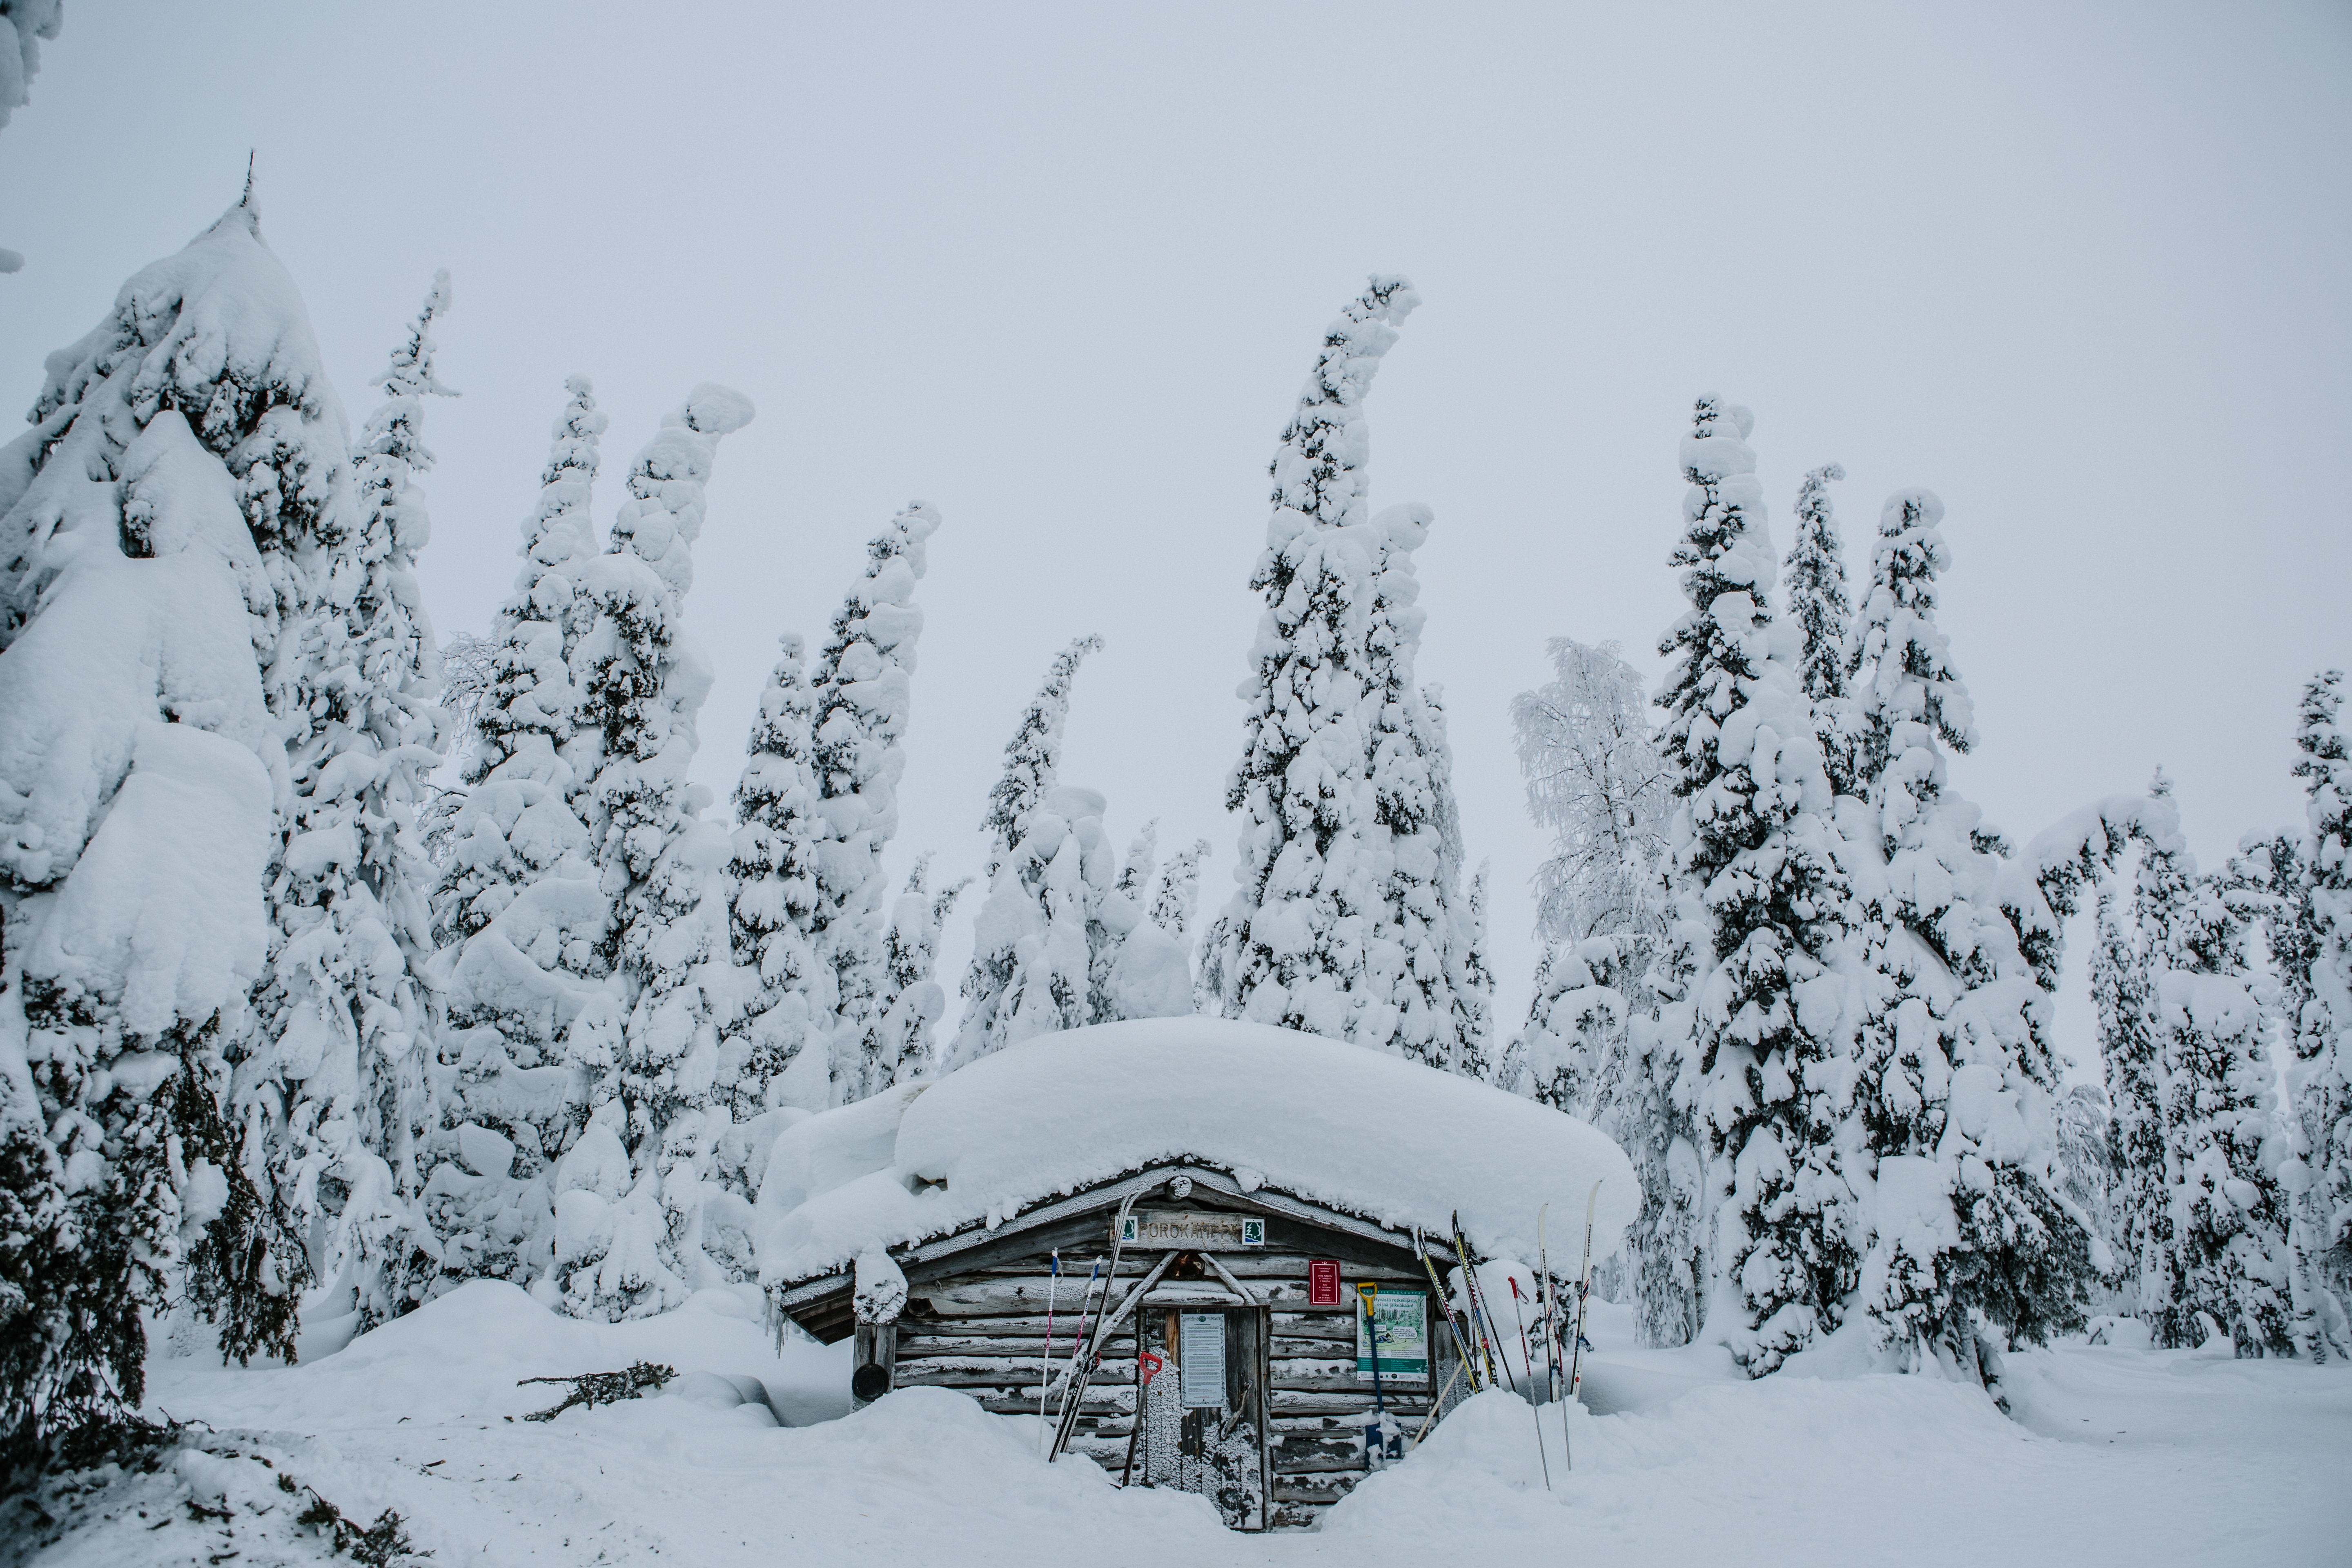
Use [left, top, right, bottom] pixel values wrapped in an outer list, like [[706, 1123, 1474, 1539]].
[[1401, 1179, 1601, 1486]]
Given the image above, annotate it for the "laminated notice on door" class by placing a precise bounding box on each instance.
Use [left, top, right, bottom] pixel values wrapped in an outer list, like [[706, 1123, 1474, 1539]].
[[1180, 1313, 1226, 1408]]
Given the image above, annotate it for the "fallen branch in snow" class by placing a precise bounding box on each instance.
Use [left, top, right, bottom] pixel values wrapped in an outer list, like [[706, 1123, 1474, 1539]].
[[516, 1362, 676, 1423]]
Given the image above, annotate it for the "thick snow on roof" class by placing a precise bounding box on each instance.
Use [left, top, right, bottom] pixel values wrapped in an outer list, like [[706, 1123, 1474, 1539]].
[[757, 1018, 1638, 1287]]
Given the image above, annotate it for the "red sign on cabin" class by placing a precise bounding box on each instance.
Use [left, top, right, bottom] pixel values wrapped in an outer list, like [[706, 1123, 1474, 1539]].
[[1307, 1260, 1341, 1307]]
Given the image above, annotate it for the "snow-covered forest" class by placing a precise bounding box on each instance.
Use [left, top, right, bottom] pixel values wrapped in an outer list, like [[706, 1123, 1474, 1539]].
[[0, 4, 2345, 1563]]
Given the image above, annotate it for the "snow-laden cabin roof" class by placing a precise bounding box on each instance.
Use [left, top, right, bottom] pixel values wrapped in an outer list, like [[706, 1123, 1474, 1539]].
[[755, 1018, 1639, 1287]]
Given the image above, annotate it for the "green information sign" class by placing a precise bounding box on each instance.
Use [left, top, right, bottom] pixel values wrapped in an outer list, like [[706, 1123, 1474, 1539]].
[[1354, 1289, 1429, 1386]]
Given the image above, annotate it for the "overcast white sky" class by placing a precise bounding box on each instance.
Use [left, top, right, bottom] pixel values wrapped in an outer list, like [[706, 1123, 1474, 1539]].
[[4, 2, 2347, 1074]]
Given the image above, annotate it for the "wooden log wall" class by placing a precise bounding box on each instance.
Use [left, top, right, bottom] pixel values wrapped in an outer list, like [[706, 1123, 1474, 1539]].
[[891, 1247, 1452, 1528]]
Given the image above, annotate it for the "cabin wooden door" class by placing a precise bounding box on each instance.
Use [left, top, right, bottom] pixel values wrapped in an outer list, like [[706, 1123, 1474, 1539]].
[[1131, 1303, 1269, 1530]]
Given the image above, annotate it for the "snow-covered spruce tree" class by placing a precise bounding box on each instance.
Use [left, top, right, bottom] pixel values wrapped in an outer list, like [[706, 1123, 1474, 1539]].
[[0, 0, 63, 274], [1782, 464, 1856, 793], [1087, 819, 1194, 1026], [437, 378, 605, 943], [1652, 394, 1860, 1375], [2131, 771, 2293, 1353], [429, 379, 612, 1297], [1377, 657, 1472, 1070], [724, 632, 829, 1112], [552, 386, 756, 1320], [2281, 672, 2352, 1356], [868, 856, 967, 1087], [1087, 821, 1156, 1023], [2090, 884, 2163, 1315], [247, 274, 457, 1333], [0, 195, 323, 1460], [980, 636, 1102, 876], [1203, 276, 1438, 1052], [1451, 863, 1495, 1079], [949, 636, 1101, 1067], [1151, 838, 1210, 940], [804, 503, 940, 1105], [1512, 938, 1630, 1117], [1841, 487, 2096, 1376]]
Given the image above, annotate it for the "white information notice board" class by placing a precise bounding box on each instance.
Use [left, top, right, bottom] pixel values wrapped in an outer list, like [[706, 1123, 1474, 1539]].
[[1355, 1290, 1430, 1386], [1180, 1312, 1226, 1408]]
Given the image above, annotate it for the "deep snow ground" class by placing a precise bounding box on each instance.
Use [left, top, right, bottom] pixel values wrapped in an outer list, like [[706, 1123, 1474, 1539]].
[[8, 1286, 2345, 1567]]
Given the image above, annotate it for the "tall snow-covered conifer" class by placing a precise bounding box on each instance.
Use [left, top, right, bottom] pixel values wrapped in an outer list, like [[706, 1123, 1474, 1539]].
[[726, 632, 829, 1109], [2281, 671, 2352, 1356], [1841, 488, 2095, 1375], [1151, 839, 1210, 940], [0, 194, 327, 1457], [1783, 464, 1855, 792], [948, 638, 1101, 1069], [1652, 394, 1858, 1375], [430, 380, 612, 1298], [1203, 277, 1441, 1051], [2132, 772, 2293, 1353], [2091, 884, 2163, 1315], [805, 503, 939, 1103], [872, 858, 967, 1082], [552, 385, 755, 1320], [249, 274, 456, 1333]]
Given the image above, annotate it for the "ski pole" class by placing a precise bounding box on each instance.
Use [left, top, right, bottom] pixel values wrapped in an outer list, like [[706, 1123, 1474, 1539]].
[[1409, 1360, 1465, 1451], [1120, 1350, 1164, 1486], [1357, 1281, 1387, 1468], [1508, 1274, 1552, 1490], [1036, 1249, 1063, 1453]]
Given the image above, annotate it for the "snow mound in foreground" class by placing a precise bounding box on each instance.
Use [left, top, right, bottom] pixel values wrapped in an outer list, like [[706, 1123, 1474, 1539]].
[[757, 1017, 1639, 1285]]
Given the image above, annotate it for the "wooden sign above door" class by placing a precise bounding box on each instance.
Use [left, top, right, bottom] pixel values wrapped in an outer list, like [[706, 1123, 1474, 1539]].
[[1114, 1209, 1267, 1247]]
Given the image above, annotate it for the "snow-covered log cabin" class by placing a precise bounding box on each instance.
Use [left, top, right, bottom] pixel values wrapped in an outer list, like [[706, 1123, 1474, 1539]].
[[758, 1020, 1637, 1530]]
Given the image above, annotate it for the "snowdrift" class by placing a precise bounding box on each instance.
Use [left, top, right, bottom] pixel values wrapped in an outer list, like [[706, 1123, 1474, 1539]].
[[757, 1017, 1639, 1285]]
